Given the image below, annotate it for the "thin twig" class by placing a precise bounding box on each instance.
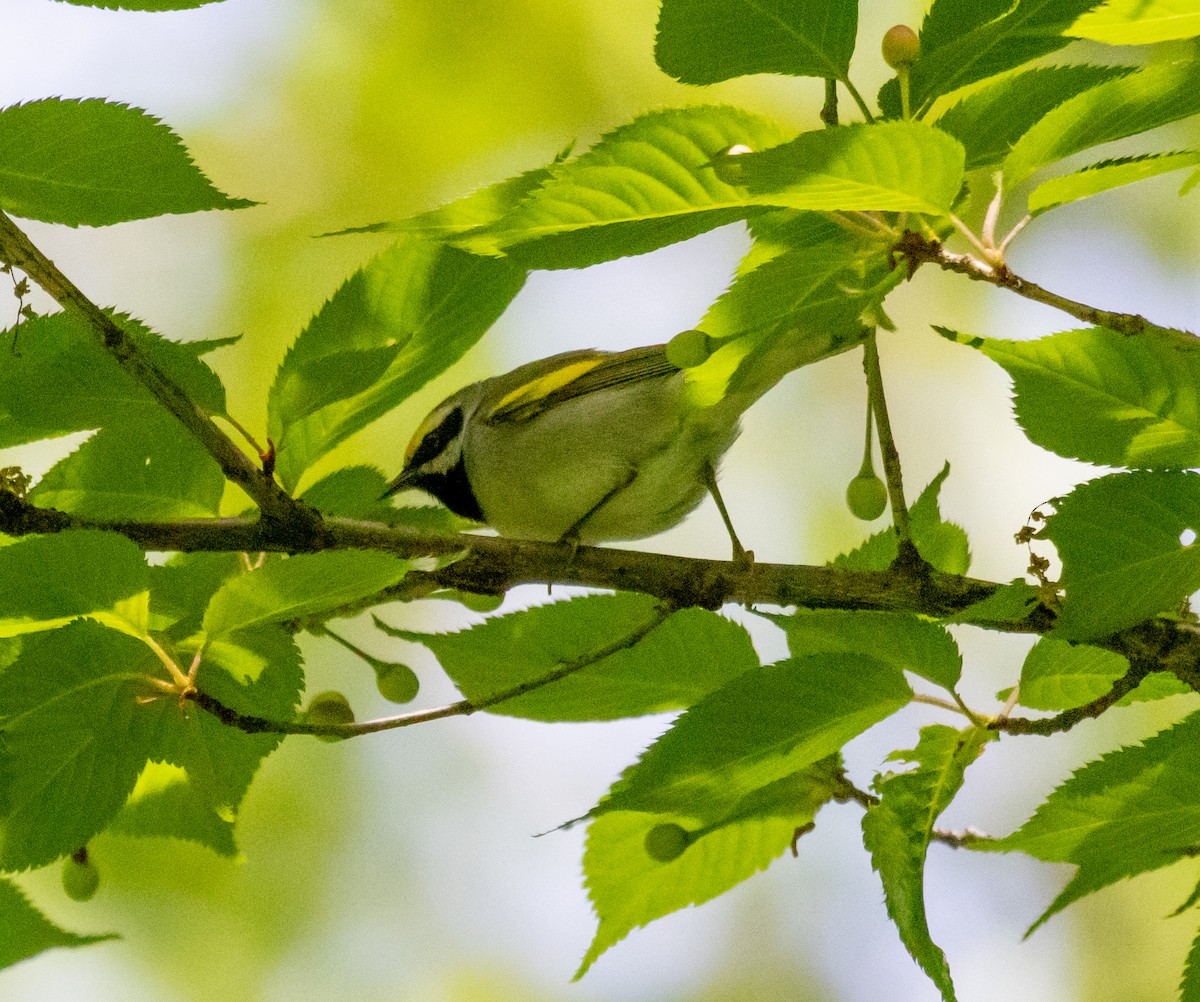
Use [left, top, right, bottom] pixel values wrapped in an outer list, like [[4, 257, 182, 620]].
[[862, 332, 914, 549]]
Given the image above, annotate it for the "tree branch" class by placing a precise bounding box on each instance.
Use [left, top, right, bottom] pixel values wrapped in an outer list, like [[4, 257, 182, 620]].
[[0, 211, 305, 523]]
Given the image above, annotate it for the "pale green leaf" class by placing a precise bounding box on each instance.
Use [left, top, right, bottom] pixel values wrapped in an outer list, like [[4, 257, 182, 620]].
[[655, 0, 858, 84], [0, 98, 252, 226], [1004, 57, 1200, 191], [1018, 636, 1189, 710], [597, 654, 911, 823], [1183, 927, 1200, 1002], [739, 122, 965, 215], [1029, 151, 1200, 215], [388, 594, 757, 721], [201, 551, 410, 638], [1000, 711, 1200, 931], [0, 878, 115, 970], [1040, 471, 1200, 641], [1068, 0, 1200, 43], [268, 237, 525, 490], [937, 326, 1200, 469], [461, 106, 789, 268], [109, 762, 236, 857]]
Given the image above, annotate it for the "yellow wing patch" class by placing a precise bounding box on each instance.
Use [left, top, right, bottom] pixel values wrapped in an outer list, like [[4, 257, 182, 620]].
[[489, 357, 605, 420]]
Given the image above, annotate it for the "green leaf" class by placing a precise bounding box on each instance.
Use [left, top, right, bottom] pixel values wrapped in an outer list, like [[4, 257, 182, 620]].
[[597, 654, 911, 822], [949, 580, 1041, 625], [461, 106, 789, 268], [389, 594, 757, 721], [0, 312, 227, 448], [0, 878, 115, 970], [934, 64, 1132, 171], [1068, 0, 1200, 44], [58, 0, 223, 8], [0, 99, 253, 226], [937, 326, 1200, 470], [654, 0, 857, 84], [0, 531, 148, 637], [268, 237, 525, 490], [1184, 928, 1200, 1002], [0, 620, 173, 869], [862, 725, 991, 1002], [1040, 471, 1200, 641], [834, 463, 970, 574], [1029, 151, 1200, 215], [29, 411, 225, 519], [769, 610, 963, 690], [201, 551, 410, 638], [738, 122, 965, 215], [1018, 636, 1189, 710], [149, 552, 244, 639], [109, 762, 236, 857], [999, 711, 1200, 931], [1004, 57, 1200, 191], [577, 759, 842, 977], [879, 0, 1107, 118]]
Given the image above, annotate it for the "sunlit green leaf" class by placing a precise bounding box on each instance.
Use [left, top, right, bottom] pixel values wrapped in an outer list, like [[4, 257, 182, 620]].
[[202, 551, 410, 638], [0, 878, 115, 970], [1018, 636, 1189, 710], [934, 64, 1132, 171], [109, 762, 236, 857], [738, 122, 965, 215], [1029, 151, 1200, 214], [0, 98, 252, 226], [461, 106, 788, 268], [268, 236, 525, 490], [863, 725, 991, 1002], [999, 711, 1200, 932], [387, 594, 757, 721], [1041, 471, 1200, 641], [937, 326, 1200, 469], [578, 760, 842, 977], [1004, 57, 1200, 191], [1068, 0, 1200, 43], [655, 0, 857, 84], [597, 654, 911, 822]]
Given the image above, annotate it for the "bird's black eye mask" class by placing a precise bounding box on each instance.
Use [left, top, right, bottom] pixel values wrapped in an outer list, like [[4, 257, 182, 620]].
[[406, 406, 464, 472]]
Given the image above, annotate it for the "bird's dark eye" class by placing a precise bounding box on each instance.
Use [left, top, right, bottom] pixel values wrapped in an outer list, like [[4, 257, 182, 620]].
[[406, 406, 464, 471]]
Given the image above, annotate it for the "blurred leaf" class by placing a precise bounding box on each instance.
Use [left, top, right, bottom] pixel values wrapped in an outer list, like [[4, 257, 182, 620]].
[[597, 654, 911, 822], [268, 237, 525, 490], [57, 0, 223, 7], [863, 725, 991, 1002], [461, 106, 788, 268], [999, 710, 1200, 932], [1029, 151, 1200, 214], [878, 0, 1107, 118], [0, 313, 227, 448], [655, 0, 857, 84], [0, 98, 252, 226], [0, 620, 173, 869], [934, 64, 1132, 171], [937, 326, 1200, 469], [834, 463, 970, 574], [1040, 471, 1200, 640], [1004, 57, 1200, 191], [949, 581, 1042, 625], [29, 411, 224, 519], [387, 594, 757, 721], [1018, 636, 1189, 710], [1068, 0, 1200, 43], [1185, 930, 1200, 1002], [0, 531, 148, 637], [577, 759, 842, 977], [767, 610, 962, 690], [0, 878, 115, 970], [738, 121, 965, 215], [201, 551, 410, 638]]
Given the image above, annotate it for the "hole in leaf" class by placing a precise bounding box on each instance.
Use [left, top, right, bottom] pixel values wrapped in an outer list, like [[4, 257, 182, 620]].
[[1181, 528, 1197, 548]]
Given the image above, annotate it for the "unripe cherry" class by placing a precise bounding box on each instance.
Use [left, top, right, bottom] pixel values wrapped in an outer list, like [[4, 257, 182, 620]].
[[882, 25, 920, 70]]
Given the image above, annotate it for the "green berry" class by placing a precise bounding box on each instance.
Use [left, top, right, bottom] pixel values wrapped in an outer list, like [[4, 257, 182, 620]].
[[643, 823, 691, 863], [882, 25, 920, 70], [707, 143, 754, 185], [62, 850, 100, 902], [375, 663, 420, 704], [846, 472, 888, 521], [304, 690, 354, 741], [665, 329, 713, 369]]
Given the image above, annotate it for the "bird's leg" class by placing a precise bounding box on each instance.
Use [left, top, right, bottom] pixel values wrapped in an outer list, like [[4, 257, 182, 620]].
[[704, 463, 753, 567], [560, 466, 639, 546]]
